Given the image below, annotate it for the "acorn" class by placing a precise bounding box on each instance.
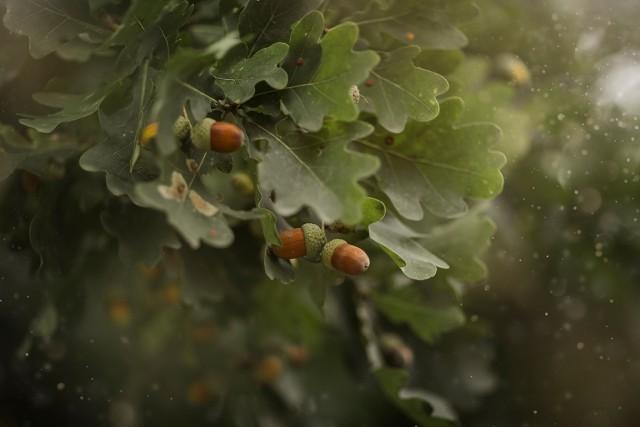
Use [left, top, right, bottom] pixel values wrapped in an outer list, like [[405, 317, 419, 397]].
[[380, 333, 414, 368], [284, 344, 309, 367], [173, 116, 191, 140], [231, 172, 255, 196], [254, 355, 283, 384], [192, 118, 244, 153], [321, 239, 370, 275], [271, 223, 326, 262], [140, 122, 158, 146], [495, 53, 531, 86]]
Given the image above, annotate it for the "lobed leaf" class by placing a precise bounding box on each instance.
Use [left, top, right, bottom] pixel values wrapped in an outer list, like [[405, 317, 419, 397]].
[[358, 98, 506, 220], [248, 118, 380, 225], [360, 46, 449, 133], [281, 12, 379, 131]]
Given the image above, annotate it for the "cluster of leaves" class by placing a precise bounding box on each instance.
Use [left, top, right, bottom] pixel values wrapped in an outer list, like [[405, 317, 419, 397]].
[[0, 0, 508, 425]]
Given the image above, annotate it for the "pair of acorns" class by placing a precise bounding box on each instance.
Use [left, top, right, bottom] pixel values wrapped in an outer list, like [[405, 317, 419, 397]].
[[271, 224, 370, 275], [143, 117, 244, 153]]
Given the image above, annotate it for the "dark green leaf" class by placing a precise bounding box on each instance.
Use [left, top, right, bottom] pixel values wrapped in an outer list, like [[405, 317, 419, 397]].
[[373, 286, 464, 343], [248, 118, 379, 225], [238, 0, 322, 54], [3, 0, 108, 59], [358, 98, 506, 220], [101, 202, 181, 266], [369, 213, 448, 281], [212, 42, 289, 104], [281, 12, 379, 131], [360, 46, 449, 133], [375, 368, 455, 427], [424, 213, 496, 283]]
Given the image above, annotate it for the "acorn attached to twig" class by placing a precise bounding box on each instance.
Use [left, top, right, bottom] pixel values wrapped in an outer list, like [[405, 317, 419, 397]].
[[321, 239, 370, 275], [192, 118, 244, 153], [271, 223, 326, 262]]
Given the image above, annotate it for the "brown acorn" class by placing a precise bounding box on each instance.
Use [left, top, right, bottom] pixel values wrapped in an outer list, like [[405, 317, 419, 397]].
[[270, 223, 326, 261], [254, 355, 283, 384], [192, 118, 244, 153], [321, 239, 370, 275], [284, 344, 309, 367]]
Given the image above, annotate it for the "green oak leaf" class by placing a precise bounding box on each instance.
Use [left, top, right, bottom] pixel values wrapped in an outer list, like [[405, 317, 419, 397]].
[[369, 213, 448, 281], [107, 0, 190, 46], [0, 24, 28, 87], [19, 84, 117, 133], [2, 0, 108, 59], [281, 12, 379, 131], [238, 0, 322, 54], [135, 152, 234, 249], [0, 124, 83, 181], [360, 46, 449, 133], [79, 67, 159, 199], [424, 213, 496, 283], [357, 97, 506, 220], [257, 188, 280, 246], [373, 286, 465, 343], [264, 247, 295, 284], [247, 118, 380, 225], [212, 42, 289, 104], [375, 368, 454, 427], [101, 202, 181, 266], [361, 197, 387, 227], [353, 0, 477, 50], [451, 56, 533, 163]]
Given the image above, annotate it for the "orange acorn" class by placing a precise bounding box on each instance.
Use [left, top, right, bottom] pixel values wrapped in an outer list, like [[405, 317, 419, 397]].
[[284, 344, 309, 367], [321, 239, 370, 275], [254, 355, 283, 384], [192, 118, 244, 153], [187, 381, 211, 405], [271, 223, 326, 261]]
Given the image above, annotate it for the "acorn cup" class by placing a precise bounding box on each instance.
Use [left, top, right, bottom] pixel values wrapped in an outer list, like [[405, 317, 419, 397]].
[[321, 239, 370, 275], [192, 118, 244, 153], [271, 223, 326, 262]]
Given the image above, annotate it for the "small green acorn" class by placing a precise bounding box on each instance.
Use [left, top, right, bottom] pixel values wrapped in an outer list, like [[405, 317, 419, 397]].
[[322, 239, 370, 275], [271, 223, 326, 261], [231, 172, 255, 196], [173, 116, 191, 140], [192, 118, 244, 153]]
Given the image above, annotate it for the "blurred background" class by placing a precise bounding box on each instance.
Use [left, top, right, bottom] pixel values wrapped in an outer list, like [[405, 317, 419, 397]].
[[2, 0, 640, 426]]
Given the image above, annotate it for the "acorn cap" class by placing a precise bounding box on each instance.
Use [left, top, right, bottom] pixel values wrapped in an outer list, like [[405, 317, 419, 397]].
[[322, 239, 370, 275], [192, 117, 216, 151], [321, 239, 347, 269], [302, 223, 326, 262], [173, 116, 191, 140]]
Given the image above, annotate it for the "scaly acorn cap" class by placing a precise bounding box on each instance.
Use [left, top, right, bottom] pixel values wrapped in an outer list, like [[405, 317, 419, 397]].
[[173, 116, 191, 140], [301, 223, 326, 262], [192, 117, 216, 151], [322, 239, 370, 275]]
